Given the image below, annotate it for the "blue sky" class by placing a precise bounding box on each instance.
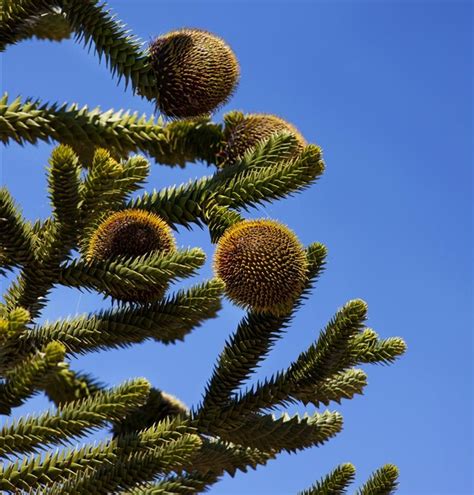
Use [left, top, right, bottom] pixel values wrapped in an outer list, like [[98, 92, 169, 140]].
[[1, 1, 472, 493]]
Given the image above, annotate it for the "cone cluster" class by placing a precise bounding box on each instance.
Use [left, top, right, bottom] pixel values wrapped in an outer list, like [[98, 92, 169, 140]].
[[150, 28, 239, 118], [214, 219, 308, 315]]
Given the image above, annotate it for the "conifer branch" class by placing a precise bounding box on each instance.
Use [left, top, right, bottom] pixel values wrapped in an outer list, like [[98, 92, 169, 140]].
[[356, 465, 399, 495], [214, 132, 299, 178], [58, 248, 206, 300], [26, 279, 224, 355], [0, 94, 223, 166], [129, 176, 212, 229], [0, 0, 60, 50], [42, 364, 105, 406], [201, 199, 244, 243], [298, 462, 356, 495], [47, 144, 82, 243], [20, 11, 72, 42], [222, 132, 303, 174], [122, 472, 220, 495], [0, 342, 65, 414], [3, 148, 82, 318], [60, 0, 157, 99], [197, 310, 294, 425], [0, 307, 30, 338], [287, 299, 369, 386], [138, 139, 323, 229], [3, 234, 58, 317], [123, 143, 324, 230], [229, 325, 406, 420], [298, 463, 399, 495], [79, 151, 149, 232], [45, 433, 202, 494], [0, 254, 11, 277], [197, 243, 327, 424], [111, 388, 189, 437], [211, 410, 343, 453], [1, 0, 156, 97], [212, 144, 325, 210], [0, 417, 197, 493], [349, 331, 407, 365], [0, 308, 32, 375], [0, 378, 150, 457], [0, 187, 36, 268], [192, 438, 275, 477], [294, 368, 368, 407], [211, 299, 369, 419]]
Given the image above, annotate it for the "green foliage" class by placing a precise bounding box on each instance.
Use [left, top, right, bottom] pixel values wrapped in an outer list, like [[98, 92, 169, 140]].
[[0, 417, 199, 493], [213, 140, 325, 211], [191, 437, 275, 477], [2, 145, 83, 318], [42, 364, 105, 406], [197, 243, 327, 425], [0, 93, 223, 166], [47, 144, 82, 241], [0, 0, 61, 50], [0, 1, 406, 492], [129, 175, 211, 229], [356, 465, 400, 495], [212, 298, 405, 421], [294, 368, 368, 407], [45, 431, 203, 494], [58, 247, 206, 301], [0, 341, 65, 414], [212, 410, 344, 453], [0, 378, 150, 457], [0, 187, 36, 268], [27, 279, 224, 354], [298, 463, 400, 495], [123, 473, 219, 495], [298, 463, 356, 495], [60, 0, 157, 99], [128, 134, 324, 231], [0, 307, 32, 374], [22, 11, 71, 42], [79, 150, 150, 232], [112, 387, 188, 437]]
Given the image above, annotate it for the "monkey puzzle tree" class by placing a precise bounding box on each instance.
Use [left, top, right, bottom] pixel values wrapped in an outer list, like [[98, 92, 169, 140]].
[[0, 1, 406, 493]]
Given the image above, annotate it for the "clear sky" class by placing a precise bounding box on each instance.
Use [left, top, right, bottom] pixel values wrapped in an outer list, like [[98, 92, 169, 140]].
[[1, 1, 472, 494]]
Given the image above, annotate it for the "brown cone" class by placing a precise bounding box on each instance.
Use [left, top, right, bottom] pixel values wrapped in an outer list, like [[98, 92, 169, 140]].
[[214, 219, 308, 315], [150, 28, 239, 118], [87, 209, 176, 303], [221, 113, 306, 165]]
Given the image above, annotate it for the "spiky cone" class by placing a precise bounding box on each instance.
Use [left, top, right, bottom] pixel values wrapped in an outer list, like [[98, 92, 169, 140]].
[[213, 219, 308, 315], [149, 28, 239, 118], [87, 209, 176, 303], [220, 113, 307, 165]]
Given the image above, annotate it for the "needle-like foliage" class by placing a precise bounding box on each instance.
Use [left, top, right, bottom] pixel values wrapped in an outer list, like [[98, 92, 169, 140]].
[[297, 462, 356, 495], [0, 378, 151, 457], [0, 1, 406, 493]]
